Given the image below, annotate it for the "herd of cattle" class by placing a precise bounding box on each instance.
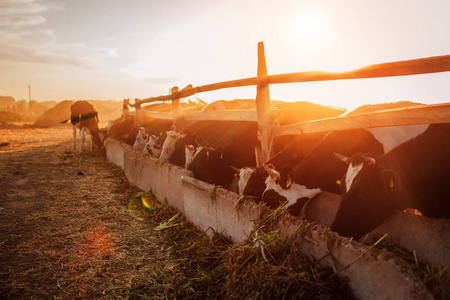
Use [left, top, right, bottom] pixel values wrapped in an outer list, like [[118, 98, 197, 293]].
[[68, 100, 450, 240]]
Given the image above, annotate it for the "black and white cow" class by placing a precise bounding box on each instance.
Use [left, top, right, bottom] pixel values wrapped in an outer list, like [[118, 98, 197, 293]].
[[239, 128, 385, 204], [236, 132, 326, 201], [143, 133, 165, 157], [262, 164, 321, 216], [156, 120, 259, 188], [331, 123, 450, 239], [133, 127, 151, 152], [186, 121, 260, 188], [292, 128, 385, 194], [238, 103, 431, 205], [159, 130, 189, 166], [104, 115, 139, 145], [63, 101, 103, 153]]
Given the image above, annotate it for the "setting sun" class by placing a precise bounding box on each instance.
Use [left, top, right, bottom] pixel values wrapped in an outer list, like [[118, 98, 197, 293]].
[[296, 14, 322, 38]]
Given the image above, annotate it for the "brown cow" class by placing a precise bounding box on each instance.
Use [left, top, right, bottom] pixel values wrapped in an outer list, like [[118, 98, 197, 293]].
[[63, 101, 103, 153]]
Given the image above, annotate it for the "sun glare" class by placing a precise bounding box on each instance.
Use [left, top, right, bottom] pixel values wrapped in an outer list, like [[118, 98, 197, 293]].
[[296, 14, 321, 39]]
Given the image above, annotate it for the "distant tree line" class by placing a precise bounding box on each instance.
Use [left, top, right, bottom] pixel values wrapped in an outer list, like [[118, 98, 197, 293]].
[[0, 96, 57, 123]]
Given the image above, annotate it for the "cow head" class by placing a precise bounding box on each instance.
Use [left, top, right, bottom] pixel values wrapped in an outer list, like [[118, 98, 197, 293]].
[[331, 153, 401, 239], [133, 127, 150, 151], [233, 166, 256, 195], [144, 134, 163, 157], [240, 166, 267, 203], [261, 164, 321, 216], [92, 132, 104, 150], [263, 164, 294, 189], [159, 130, 186, 161], [105, 115, 138, 145], [184, 145, 196, 169], [238, 163, 294, 204], [185, 144, 205, 169]]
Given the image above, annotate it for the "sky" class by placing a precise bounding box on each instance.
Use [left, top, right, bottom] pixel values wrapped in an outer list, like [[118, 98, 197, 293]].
[[1, 0, 449, 110]]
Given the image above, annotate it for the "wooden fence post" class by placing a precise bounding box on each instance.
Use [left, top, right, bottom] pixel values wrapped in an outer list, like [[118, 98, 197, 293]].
[[171, 86, 183, 131], [255, 41, 272, 164], [122, 99, 129, 116], [135, 98, 143, 127]]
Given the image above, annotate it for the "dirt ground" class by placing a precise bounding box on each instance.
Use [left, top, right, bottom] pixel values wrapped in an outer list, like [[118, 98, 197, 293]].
[[0, 125, 217, 299]]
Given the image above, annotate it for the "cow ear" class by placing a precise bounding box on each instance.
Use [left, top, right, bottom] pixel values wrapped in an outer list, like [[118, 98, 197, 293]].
[[381, 170, 401, 191]]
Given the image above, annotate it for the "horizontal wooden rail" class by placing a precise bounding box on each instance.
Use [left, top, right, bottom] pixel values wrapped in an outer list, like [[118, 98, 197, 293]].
[[141, 109, 259, 122], [184, 110, 258, 122], [141, 109, 260, 122], [268, 55, 450, 84], [141, 111, 173, 120], [134, 54, 450, 107], [273, 103, 450, 137], [140, 102, 450, 131], [133, 78, 257, 106]]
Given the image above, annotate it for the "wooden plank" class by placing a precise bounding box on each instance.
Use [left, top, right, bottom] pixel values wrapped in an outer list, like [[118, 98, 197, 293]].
[[140, 102, 450, 134], [256, 42, 273, 163], [132, 95, 173, 107], [171, 86, 182, 131], [143, 109, 258, 122], [137, 78, 258, 106], [184, 110, 258, 122], [273, 103, 450, 136], [171, 87, 182, 118], [268, 55, 450, 84], [135, 101, 143, 127], [122, 99, 130, 115], [142, 111, 173, 120]]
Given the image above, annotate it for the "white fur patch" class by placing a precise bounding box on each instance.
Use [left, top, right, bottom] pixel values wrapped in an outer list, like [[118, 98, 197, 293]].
[[264, 169, 321, 207], [345, 163, 363, 192], [184, 145, 196, 169], [365, 125, 428, 152], [159, 131, 185, 161], [238, 167, 255, 195], [144, 135, 162, 157], [133, 127, 149, 151]]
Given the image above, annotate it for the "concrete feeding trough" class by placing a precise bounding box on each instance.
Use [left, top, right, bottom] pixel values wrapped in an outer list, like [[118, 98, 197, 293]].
[[105, 137, 448, 299]]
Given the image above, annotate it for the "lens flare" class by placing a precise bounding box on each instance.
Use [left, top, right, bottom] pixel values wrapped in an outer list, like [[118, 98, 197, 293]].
[[128, 192, 160, 220], [141, 193, 159, 210], [128, 198, 149, 221]]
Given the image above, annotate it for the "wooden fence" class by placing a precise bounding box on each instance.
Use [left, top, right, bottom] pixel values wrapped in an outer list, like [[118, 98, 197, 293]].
[[124, 42, 450, 164]]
